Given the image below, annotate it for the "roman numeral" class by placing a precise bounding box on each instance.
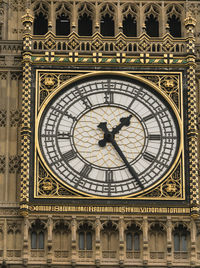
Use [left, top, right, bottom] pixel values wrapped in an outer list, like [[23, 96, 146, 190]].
[[62, 149, 76, 162], [143, 152, 156, 162], [104, 92, 114, 104], [148, 134, 161, 140], [57, 132, 71, 139], [142, 114, 154, 122], [80, 164, 92, 177], [105, 170, 113, 182]]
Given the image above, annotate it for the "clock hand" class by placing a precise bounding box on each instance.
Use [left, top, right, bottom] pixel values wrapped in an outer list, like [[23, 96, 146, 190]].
[[98, 115, 132, 147], [98, 125, 144, 189], [97, 122, 110, 147], [109, 136, 144, 190], [111, 115, 132, 135]]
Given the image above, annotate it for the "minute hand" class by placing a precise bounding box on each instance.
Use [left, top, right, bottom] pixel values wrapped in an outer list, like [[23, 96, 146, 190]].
[[110, 137, 144, 190]]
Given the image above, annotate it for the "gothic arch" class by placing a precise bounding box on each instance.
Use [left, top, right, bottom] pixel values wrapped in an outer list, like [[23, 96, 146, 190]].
[[55, 2, 71, 36], [77, 3, 94, 36], [100, 3, 116, 36], [32, 1, 49, 35], [166, 4, 183, 37], [149, 222, 167, 258], [53, 220, 71, 253], [143, 4, 160, 37], [122, 3, 138, 37]]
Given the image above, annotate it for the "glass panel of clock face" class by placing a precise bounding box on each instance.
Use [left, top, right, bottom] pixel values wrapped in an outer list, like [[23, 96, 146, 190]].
[[38, 76, 180, 197]]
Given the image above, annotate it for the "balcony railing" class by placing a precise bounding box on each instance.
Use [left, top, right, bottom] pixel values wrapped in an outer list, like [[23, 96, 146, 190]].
[[7, 250, 21, 257], [174, 251, 188, 259], [102, 250, 117, 258], [150, 251, 165, 259], [78, 250, 93, 258], [31, 32, 187, 55], [31, 249, 45, 258], [54, 250, 69, 258], [126, 251, 141, 259]]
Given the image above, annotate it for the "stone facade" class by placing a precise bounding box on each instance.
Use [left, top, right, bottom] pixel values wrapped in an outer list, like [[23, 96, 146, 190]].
[[0, 0, 200, 267]]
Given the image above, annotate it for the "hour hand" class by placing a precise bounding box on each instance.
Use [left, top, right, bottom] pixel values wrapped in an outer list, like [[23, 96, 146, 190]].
[[97, 122, 109, 134], [98, 122, 109, 147], [112, 115, 132, 135]]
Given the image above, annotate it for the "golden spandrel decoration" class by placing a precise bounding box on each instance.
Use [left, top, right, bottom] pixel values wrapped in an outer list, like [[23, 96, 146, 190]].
[[140, 74, 180, 111], [38, 72, 83, 107], [37, 160, 79, 198], [140, 159, 183, 199]]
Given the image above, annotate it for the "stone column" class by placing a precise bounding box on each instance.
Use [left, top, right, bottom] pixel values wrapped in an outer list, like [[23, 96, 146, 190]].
[[185, 13, 199, 216], [119, 217, 125, 266], [166, 216, 172, 266], [47, 216, 53, 265], [142, 216, 148, 266], [71, 216, 77, 266], [95, 217, 101, 267]]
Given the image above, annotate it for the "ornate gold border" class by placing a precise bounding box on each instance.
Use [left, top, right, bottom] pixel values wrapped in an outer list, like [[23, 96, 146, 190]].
[[33, 70, 185, 201]]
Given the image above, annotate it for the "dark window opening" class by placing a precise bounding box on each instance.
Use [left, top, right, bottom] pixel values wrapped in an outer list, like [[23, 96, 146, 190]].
[[56, 13, 70, 35], [100, 14, 114, 36], [145, 14, 159, 37], [123, 14, 137, 37], [33, 12, 48, 35], [168, 15, 181, 37], [78, 13, 92, 36], [79, 231, 92, 250], [31, 232, 37, 249]]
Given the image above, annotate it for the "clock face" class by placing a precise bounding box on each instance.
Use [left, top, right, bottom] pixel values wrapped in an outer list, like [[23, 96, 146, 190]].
[[37, 75, 181, 197]]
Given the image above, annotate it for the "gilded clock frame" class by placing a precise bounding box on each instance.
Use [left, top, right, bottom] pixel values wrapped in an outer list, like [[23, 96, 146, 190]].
[[33, 70, 185, 201]]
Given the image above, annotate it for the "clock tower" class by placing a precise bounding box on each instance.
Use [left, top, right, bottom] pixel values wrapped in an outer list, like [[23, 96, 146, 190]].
[[1, 0, 200, 267]]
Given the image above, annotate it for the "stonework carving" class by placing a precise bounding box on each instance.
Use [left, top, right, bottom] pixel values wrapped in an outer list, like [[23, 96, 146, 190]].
[[10, 110, 21, 127], [0, 155, 5, 173], [9, 155, 21, 173]]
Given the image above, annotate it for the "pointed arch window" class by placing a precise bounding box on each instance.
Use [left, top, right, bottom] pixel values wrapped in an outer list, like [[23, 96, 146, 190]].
[[33, 3, 48, 35], [100, 13, 114, 36], [78, 13, 92, 36], [123, 14, 137, 37], [33, 12, 48, 35], [145, 14, 159, 37], [79, 231, 92, 250], [31, 231, 44, 249], [168, 15, 181, 37], [56, 13, 70, 36]]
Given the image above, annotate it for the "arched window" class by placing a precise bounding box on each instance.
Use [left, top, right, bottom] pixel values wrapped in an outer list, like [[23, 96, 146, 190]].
[[78, 223, 93, 251], [31, 231, 37, 249], [30, 219, 46, 250], [167, 15, 181, 37], [78, 13, 92, 36], [145, 14, 159, 37], [33, 3, 48, 35], [173, 225, 189, 252], [149, 223, 166, 259], [78, 3, 93, 36], [126, 223, 141, 258], [31, 231, 44, 249], [123, 14, 137, 37], [56, 4, 71, 36], [126, 233, 132, 250], [56, 14, 70, 36], [122, 4, 137, 37], [144, 5, 159, 37], [100, 4, 115, 37]]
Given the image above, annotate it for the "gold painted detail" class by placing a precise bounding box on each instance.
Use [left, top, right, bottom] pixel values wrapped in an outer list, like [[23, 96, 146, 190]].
[[141, 160, 182, 199], [140, 74, 180, 110], [29, 205, 190, 214], [39, 73, 78, 107], [37, 162, 77, 197]]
